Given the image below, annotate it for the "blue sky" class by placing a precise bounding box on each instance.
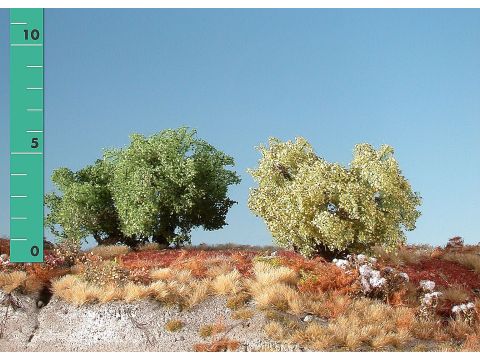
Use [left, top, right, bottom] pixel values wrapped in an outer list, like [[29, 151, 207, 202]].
[[1, 9, 479, 247]]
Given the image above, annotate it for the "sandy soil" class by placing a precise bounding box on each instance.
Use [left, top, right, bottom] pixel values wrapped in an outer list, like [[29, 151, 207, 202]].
[[0, 290, 301, 352]]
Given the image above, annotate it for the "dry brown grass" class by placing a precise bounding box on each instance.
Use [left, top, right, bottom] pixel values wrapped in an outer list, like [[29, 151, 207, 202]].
[[247, 262, 303, 314], [373, 245, 428, 266], [446, 318, 474, 341], [305, 291, 352, 319], [211, 269, 242, 295], [51, 275, 102, 305], [226, 292, 251, 310], [52, 275, 160, 305], [250, 282, 304, 314], [150, 268, 172, 281], [203, 256, 235, 278], [148, 277, 212, 308], [410, 319, 447, 341], [291, 299, 414, 350], [96, 284, 124, 303], [290, 322, 334, 350], [150, 268, 199, 307], [231, 308, 254, 320], [264, 321, 286, 341], [123, 282, 151, 302], [462, 332, 480, 351], [0, 271, 27, 293], [252, 262, 298, 286], [193, 338, 240, 352], [199, 322, 226, 338], [187, 279, 212, 308], [165, 319, 184, 332], [440, 285, 471, 304], [148, 280, 171, 301], [137, 242, 163, 251], [150, 280, 189, 307], [170, 269, 193, 283], [89, 245, 130, 259], [0, 271, 28, 293], [442, 252, 480, 274]]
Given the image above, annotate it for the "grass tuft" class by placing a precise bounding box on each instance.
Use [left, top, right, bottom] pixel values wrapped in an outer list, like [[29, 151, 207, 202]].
[[442, 252, 480, 274], [0, 271, 28, 294], [165, 319, 184, 332], [212, 269, 242, 295], [199, 322, 226, 338], [193, 338, 240, 352], [89, 245, 130, 259], [231, 308, 254, 320]]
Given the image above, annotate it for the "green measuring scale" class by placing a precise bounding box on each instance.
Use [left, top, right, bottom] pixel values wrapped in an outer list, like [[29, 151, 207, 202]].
[[10, 8, 44, 262]]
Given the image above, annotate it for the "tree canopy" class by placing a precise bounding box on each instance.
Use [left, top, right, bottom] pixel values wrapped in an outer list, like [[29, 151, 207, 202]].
[[248, 137, 421, 259], [45, 128, 240, 248]]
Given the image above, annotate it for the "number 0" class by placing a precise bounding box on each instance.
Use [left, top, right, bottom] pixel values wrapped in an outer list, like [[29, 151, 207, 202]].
[[31, 246, 39, 257]]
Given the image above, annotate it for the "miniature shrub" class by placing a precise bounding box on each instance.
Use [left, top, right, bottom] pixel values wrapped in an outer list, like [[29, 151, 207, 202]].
[[248, 137, 421, 258], [45, 127, 240, 248], [45, 160, 124, 248]]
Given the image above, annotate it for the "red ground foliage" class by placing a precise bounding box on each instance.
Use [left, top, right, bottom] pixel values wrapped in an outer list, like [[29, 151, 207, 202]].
[[401, 257, 480, 290], [277, 250, 326, 272], [277, 251, 359, 294], [0, 238, 10, 255], [193, 338, 240, 352], [120, 248, 259, 276]]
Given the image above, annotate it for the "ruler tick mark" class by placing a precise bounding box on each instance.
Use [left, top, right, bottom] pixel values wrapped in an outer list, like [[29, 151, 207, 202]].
[[27, 108, 43, 112], [11, 152, 43, 155], [11, 43, 43, 47], [11, 195, 28, 198]]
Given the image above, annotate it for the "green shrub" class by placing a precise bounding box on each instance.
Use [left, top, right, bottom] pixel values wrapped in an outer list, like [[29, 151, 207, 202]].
[[45, 127, 240, 248], [45, 159, 124, 248], [248, 137, 421, 259]]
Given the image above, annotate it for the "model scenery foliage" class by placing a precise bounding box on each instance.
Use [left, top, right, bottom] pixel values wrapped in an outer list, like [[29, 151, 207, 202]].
[[1, 238, 480, 351], [45, 128, 240, 248], [248, 137, 422, 259]]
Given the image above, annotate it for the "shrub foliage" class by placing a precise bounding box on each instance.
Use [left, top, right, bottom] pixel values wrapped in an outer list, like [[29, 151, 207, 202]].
[[45, 128, 240, 248], [248, 137, 421, 258]]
